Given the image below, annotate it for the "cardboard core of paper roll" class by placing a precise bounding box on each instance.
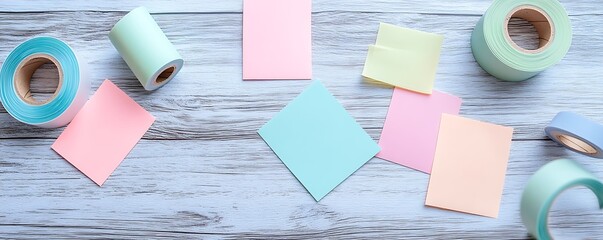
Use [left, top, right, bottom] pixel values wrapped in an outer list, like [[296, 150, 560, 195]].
[[155, 65, 176, 85], [14, 54, 63, 105], [557, 134, 598, 155], [504, 6, 554, 53]]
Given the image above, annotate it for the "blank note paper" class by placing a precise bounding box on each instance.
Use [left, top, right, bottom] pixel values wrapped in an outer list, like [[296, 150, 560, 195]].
[[243, 0, 312, 80], [362, 23, 443, 94], [377, 88, 461, 173], [258, 81, 380, 201], [52, 80, 155, 186], [425, 114, 513, 218]]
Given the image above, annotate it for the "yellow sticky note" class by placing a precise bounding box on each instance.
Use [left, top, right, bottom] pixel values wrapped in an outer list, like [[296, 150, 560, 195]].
[[425, 114, 513, 218], [362, 22, 443, 94]]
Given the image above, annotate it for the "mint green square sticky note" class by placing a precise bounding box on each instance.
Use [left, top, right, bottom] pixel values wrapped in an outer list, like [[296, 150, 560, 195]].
[[258, 81, 380, 201]]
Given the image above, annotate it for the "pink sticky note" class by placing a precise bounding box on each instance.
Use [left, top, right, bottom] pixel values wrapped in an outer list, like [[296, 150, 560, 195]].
[[243, 0, 312, 80], [377, 88, 461, 173], [425, 114, 513, 218], [52, 80, 155, 186]]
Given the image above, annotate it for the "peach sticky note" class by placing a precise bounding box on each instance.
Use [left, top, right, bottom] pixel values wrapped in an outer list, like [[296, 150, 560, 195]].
[[377, 88, 461, 173], [243, 0, 312, 80], [52, 80, 155, 186], [425, 114, 513, 218]]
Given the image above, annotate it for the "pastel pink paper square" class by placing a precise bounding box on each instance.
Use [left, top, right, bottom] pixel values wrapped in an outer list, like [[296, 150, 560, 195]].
[[377, 88, 461, 173], [243, 0, 312, 80], [52, 80, 155, 186]]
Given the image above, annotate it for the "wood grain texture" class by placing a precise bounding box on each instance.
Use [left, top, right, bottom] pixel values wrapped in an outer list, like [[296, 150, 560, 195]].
[[1, 0, 603, 238]]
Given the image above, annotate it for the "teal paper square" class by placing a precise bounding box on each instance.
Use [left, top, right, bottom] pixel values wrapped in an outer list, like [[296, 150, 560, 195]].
[[258, 81, 381, 201]]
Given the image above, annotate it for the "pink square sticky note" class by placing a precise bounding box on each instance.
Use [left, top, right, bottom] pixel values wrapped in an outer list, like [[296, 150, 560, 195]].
[[52, 80, 155, 186], [377, 88, 461, 173], [243, 0, 312, 80], [425, 114, 513, 218]]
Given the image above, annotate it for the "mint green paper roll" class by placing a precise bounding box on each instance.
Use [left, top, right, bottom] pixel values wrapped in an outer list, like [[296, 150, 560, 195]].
[[109, 7, 183, 91], [521, 159, 603, 240], [471, 0, 572, 81]]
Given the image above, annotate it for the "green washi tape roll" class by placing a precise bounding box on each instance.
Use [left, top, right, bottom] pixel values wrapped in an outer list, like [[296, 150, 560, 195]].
[[109, 7, 184, 91], [521, 159, 603, 240], [471, 0, 572, 81]]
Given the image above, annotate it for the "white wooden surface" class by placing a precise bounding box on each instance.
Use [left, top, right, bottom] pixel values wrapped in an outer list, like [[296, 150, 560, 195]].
[[2, 0, 603, 238]]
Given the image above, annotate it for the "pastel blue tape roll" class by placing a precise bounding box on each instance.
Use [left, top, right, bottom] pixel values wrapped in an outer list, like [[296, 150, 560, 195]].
[[545, 111, 603, 158], [0, 37, 89, 128]]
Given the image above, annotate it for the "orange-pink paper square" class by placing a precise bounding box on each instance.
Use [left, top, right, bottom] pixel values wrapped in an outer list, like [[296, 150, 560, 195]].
[[425, 114, 513, 218], [52, 80, 155, 186], [242, 0, 312, 80]]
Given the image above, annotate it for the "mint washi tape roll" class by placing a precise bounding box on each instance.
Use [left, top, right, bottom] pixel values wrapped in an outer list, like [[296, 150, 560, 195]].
[[471, 0, 572, 81], [109, 6, 183, 91], [545, 112, 603, 159], [0, 37, 90, 128], [521, 159, 603, 240]]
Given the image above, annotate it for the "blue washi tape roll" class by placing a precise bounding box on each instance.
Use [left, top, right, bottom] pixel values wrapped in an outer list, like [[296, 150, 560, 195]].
[[0, 37, 90, 128], [545, 112, 603, 158]]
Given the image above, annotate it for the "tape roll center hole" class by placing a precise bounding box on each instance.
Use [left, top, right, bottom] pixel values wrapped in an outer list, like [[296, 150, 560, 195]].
[[14, 55, 62, 105], [506, 8, 553, 52], [155, 66, 175, 84], [557, 134, 598, 154], [548, 186, 603, 239]]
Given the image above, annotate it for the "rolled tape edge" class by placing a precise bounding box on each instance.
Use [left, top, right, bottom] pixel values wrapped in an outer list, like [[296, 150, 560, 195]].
[[49, 54, 90, 128], [143, 59, 183, 91], [109, 6, 183, 91], [471, 16, 539, 81], [471, 0, 572, 81], [545, 111, 603, 158], [521, 159, 603, 239], [0, 37, 89, 128]]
